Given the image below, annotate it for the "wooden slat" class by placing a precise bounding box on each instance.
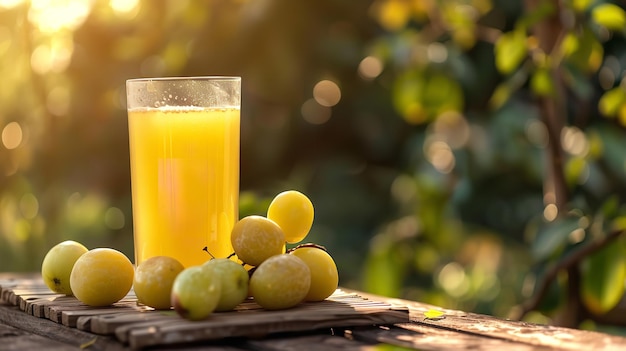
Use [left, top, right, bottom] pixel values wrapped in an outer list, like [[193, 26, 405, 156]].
[[412, 313, 626, 351], [0, 301, 128, 351], [110, 296, 409, 349], [1, 277, 410, 350], [347, 289, 626, 351], [0, 322, 76, 351], [346, 324, 553, 351]]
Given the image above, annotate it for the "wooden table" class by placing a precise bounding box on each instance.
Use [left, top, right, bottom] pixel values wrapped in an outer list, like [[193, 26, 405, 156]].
[[1, 273, 625, 350]]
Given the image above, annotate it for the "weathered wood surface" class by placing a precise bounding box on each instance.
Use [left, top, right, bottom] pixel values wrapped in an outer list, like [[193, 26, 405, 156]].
[[1, 273, 626, 350]]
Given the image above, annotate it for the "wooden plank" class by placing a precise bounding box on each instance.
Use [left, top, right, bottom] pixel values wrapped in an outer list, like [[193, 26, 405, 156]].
[[0, 302, 128, 351], [413, 312, 626, 351], [245, 333, 378, 351], [0, 322, 76, 351], [51, 301, 139, 325], [122, 302, 409, 349], [346, 324, 554, 351], [345, 289, 626, 351], [86, 310, 176, 334], [62, 305, 150, 328], [2, 278, 410, 350]]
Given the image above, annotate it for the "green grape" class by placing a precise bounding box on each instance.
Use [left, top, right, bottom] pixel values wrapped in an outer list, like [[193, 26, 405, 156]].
[[203, 258, 249, 311], [267, 190, 314, 244], [133, 256, 184, 310], [230, 215, 286, 266], [249, 254, 310, 310], [290, 245, 338, 301], [171, 265, 221, 321], [69, 248, 134, 306]]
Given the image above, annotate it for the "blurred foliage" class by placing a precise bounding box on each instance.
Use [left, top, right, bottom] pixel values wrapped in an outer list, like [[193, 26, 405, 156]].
[[1, 0, 626, 333]]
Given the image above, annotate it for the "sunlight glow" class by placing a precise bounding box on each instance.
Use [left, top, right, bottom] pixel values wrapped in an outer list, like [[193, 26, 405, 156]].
[[46, 85, 71, 116], [0, 0, 23, 9], [30, 39, 73, 74], [313, 80, 341, 107], [109, 0, 139, 16], [29, 0, 93, 33]]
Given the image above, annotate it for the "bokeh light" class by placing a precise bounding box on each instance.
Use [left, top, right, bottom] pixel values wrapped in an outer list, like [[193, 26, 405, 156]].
[[109, 0, 140, 17], [301, 98, 332, 125], [438, 261, 470, 298], [358, 56, 383, 80], [424, 139, 455, 174], [525, 119, 548, 148], [543, 203, 558, 221], [30, 40, 73, 74], [561, 126, 589, 157], [313, 80, 341, 107], [104, 207, 125, 230], [2, 122, 23, 150], [19, 193, 39, 220], [28, 0, 93, 33]]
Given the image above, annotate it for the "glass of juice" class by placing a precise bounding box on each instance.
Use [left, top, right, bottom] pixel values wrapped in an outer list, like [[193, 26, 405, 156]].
[[126, 76, 240, 268]]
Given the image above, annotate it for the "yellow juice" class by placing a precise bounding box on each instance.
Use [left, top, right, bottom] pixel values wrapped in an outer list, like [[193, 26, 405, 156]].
[[128, 107, 239, 267]]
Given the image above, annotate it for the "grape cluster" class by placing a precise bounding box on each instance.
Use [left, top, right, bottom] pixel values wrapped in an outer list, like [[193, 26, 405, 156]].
[[240, 190, 339, 310], [165, 190, 339, 319]]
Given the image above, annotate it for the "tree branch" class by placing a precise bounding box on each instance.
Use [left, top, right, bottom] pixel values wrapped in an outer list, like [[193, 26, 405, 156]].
[[513, 228, 626, 321]]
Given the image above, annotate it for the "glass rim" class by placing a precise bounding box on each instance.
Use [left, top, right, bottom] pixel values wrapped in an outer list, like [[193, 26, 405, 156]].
[[126, 76, 241, 83]]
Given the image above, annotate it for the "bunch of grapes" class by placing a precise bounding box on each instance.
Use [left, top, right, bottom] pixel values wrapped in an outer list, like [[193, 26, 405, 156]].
[[235, 190, 339, 310], [156, 190, 339, 320]]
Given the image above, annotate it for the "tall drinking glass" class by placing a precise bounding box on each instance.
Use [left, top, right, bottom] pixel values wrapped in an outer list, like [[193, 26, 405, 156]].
[[126, 77, 240, 268]]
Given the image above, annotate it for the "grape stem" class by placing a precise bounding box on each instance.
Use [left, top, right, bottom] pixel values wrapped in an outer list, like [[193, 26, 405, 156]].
[[201, 247, 215, 259]]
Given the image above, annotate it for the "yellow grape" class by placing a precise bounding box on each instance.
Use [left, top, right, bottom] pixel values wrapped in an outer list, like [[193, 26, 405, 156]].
[[69, 248, 134, 306], [203, 258, 249, 311], [249, 254, 310, 310], [267, 190, 314, 244], [41, 240, 88, 296], [290, 246, 338, 301], [133, 256, 184, 310], [231, 215, 285, 266], [171, 265, 221, 320]]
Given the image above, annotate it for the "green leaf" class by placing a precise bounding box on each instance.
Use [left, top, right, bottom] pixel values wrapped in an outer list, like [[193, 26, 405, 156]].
[[392, 70, 463, 124], [532, 217, 581, 261], [592, 4, 626, 31], [572, 0, 594, 13], [565, 156, 587, 186], [562, 28, 604, 73], [581, 238, 626, 315], [598, 87, 626, 117], [494, 29, 528, 74], [530, 67, 555, 97], [488, 69, 529, 109], [424, 309, 446, 320]]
